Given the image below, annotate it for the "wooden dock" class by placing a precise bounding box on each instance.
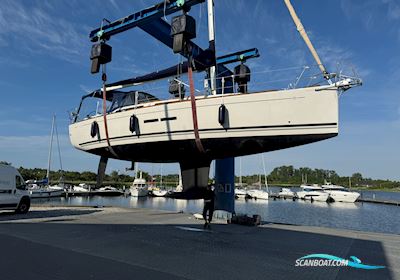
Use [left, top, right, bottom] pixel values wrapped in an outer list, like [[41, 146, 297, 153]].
[[358, 198, 400, 206], [249, 193, 400, 206]]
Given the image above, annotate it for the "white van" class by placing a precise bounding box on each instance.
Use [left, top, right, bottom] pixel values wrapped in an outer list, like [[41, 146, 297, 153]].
[[0, 163, 30, 213]]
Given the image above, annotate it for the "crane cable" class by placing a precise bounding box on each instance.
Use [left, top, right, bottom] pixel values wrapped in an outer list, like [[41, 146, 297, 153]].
[[188, 63, 205, 154], [102, 65, 119, 158]]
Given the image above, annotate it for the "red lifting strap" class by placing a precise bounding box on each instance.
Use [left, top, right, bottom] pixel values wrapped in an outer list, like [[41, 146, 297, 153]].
[[188, 66, 205, 153], [102, 73, 118, 158]]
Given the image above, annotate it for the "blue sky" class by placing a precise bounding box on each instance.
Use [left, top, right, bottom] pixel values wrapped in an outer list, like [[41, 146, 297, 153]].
[[0, 0, 399, 180]]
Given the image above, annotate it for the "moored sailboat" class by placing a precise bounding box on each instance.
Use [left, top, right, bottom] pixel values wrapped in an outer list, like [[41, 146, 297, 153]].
[[29, 115, 65, 198]]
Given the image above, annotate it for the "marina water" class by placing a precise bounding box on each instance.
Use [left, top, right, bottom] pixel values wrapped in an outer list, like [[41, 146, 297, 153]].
[[33, 187, 400, 235]]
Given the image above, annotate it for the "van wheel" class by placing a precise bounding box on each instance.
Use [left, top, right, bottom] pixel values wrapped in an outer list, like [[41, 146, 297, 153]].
[[15, 198, 30, 214]]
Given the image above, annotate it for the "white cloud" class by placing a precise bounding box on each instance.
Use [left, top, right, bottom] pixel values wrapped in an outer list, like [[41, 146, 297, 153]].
[[341, 0, 400, 35], [382, 0, 400, 20], [79, 85, 93, 94], [0, 0, 87, 64], [109, 0, 120, 11]]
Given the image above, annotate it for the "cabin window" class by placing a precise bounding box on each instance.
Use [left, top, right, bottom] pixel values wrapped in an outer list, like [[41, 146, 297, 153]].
[[108, 91, 160, 113], [109, 92, 136, 112], [15, 176, 26, 190]]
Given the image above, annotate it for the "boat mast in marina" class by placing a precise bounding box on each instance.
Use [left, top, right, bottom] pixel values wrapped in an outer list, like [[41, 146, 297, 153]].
[[46, 115, 55, 183], [261, 154, 269, 193], [45, 114, 64, 185], [29, 115, 65, 198]]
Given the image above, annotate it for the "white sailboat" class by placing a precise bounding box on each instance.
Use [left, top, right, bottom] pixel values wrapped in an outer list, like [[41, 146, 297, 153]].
[[278, 188, 297, 199], [166, 172, 183, 198], [152, 164, 168, 197], [235, 158, 248, 199], [68, 0, 362, 194], [247, 154, 269, 200], [29, 115, 64, 198], [72, 183, 91, 193]]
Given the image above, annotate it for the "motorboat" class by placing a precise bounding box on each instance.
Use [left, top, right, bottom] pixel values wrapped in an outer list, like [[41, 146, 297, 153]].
[[296, 184, 330, 202], [321, 183, 360, 203], [130, 172, 149, 197], [278, 188, 297, 199], [247, 189, 269, 200], [152, 188, 168, 197], [65, 184, 91, 196], [234, 188, 248, 199], [96, 186, 124, 196], [72, 183, 91, 193]]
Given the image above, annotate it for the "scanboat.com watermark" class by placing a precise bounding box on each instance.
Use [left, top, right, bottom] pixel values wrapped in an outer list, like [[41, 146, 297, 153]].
[[295, 254, 385, 270]]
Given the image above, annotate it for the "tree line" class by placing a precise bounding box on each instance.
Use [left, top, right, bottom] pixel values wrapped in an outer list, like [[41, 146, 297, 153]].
[[239, 165, 400, 190], [2, 162, 398, 190]]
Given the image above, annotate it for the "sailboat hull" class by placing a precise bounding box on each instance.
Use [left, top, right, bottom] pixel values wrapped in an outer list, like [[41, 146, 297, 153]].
[[69, 86, 339, 162]]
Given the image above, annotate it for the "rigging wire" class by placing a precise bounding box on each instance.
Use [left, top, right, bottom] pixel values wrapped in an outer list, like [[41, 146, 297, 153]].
[[46, 115, 55, 182], [163, 0, 168, 21], [54, 115, 64, 181]]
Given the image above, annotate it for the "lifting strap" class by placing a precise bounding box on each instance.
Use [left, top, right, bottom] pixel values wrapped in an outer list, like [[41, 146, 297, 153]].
[[101, 69, 119, 158], [188, 65, 205, 153]]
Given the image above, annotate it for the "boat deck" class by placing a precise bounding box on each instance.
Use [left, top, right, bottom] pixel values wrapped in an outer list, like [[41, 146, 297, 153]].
[[0, 206, 398, 280]]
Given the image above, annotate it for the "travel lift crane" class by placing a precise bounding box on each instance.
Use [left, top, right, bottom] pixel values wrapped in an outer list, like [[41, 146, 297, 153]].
[[89, 0, 259, 213]]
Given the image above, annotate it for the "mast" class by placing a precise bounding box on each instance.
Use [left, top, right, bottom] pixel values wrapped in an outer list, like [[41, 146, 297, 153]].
[[261, 154, 269, 193], [135, 162, 139, 179], [46, 115, 55, 183], [160, 163, 163, 187], [284, 0, 331, 83], [239, 157, 242, 187], [207, 0, 217, 95], [54, 115, 64, 184]]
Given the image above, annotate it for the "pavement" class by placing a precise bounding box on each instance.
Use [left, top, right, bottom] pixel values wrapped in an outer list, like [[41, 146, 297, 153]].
[[0, 206, 398, 280]]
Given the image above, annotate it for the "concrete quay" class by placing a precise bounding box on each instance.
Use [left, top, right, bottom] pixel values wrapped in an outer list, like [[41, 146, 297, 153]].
[[0, 206, 398, 280]]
